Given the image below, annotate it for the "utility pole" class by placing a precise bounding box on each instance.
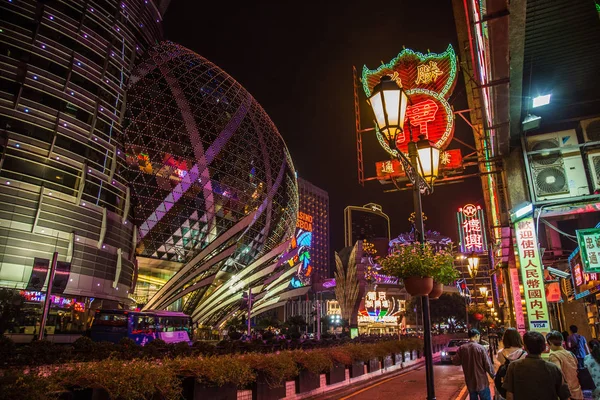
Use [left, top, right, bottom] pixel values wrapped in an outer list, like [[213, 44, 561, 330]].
[[247, 288, 252, 336], [316, 293, 321, 340], [38, 251, 58, 341]]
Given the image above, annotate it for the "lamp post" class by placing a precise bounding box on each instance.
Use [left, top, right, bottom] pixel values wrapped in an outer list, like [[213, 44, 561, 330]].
[[467, 253, 480, 305], [367, 75, 440, 400]]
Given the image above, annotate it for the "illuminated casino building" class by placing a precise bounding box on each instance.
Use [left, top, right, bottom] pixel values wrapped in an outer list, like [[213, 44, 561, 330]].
[[0, 0, 164, 334], [127, 42, 305, 327], [297, 177, 330, 284]]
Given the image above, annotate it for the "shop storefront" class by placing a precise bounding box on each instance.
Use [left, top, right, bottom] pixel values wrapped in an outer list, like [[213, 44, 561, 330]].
[[568, 246, 600, 339]]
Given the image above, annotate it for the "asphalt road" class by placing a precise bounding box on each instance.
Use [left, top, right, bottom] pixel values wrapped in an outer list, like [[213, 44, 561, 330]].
[[339, 361, 467, 400]]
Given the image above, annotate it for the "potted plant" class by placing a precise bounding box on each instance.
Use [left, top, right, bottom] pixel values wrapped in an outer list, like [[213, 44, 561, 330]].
[[344, 343, 374, 377], [380, 242, 437, 296], [430, 246, 458, 299], [290, 349, 332, 393], [324, 347, 351, 385], [243, 351, 298, 400]]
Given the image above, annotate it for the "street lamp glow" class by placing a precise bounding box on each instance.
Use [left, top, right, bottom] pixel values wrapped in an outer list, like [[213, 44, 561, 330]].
[[479, 286, 488, 297], [467, 253, 480, 278], [532, 94, 551, 108], [367, 75, 408, 145], [416, 136, 440, 186]]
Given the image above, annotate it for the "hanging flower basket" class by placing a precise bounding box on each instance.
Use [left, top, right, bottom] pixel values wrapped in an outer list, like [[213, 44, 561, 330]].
[[428, 282, 444, 299], [403, 277, 434, 296]]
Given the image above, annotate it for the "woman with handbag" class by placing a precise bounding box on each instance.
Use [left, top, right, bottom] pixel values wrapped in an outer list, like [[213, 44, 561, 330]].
[[584, 340, 600, 400], [494, 328, 527, 400], [547, 331, 583, 400]]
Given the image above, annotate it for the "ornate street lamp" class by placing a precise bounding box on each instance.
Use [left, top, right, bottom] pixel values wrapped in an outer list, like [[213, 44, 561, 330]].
[[367, 75, 408, 144], [367, 75, 440, 400], [467, 253, 480, 279]]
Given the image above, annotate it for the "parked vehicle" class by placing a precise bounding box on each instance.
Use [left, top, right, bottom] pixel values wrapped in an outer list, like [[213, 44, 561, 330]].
[[440, 339, 469, 363], [91, 309, 192, 345]]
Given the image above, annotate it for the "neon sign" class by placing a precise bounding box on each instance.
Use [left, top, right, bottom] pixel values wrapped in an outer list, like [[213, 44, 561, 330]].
[[375, 149, 463, 181], [19, 290, 84, 310], [509, 268, 526, 334], [358, 291, 405, 323], [296, 212, 313, 232], [362, 45, 457, 155], [457, 204, 488, 253], [514, 217, 550, 333]]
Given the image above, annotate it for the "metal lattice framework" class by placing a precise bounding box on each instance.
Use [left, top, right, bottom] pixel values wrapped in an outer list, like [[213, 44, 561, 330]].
[[125, 42, 299, 323]]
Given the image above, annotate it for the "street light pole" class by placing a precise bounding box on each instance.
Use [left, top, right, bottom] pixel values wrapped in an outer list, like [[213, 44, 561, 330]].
[[409, 143, 436, 400]]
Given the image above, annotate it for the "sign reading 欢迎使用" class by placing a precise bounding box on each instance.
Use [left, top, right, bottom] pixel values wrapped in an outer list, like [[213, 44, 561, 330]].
[[514, 217, 550, 333], [576, 228, 600, 273]]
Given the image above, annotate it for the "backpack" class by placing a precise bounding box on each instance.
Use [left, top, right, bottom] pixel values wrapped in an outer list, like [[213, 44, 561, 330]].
[[494, 350, 525, 397]]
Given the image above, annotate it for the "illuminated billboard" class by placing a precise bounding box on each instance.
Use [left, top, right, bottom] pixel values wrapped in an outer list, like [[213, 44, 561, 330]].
[[376, 149, 463, 182], [457, 204, 488, 254], [289, 212, 314, 288], [362, 45, 457, 156], [358, 290, 405, 324]]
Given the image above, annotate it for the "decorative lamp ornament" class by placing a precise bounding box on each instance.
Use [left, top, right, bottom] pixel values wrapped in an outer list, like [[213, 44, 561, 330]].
[[367, 75, 408, 147], [415, 135, 440, 186], [467, 253, 479, 278]]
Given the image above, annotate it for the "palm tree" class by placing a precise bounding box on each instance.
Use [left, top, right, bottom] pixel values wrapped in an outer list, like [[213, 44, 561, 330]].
[[334, 243, 359, 323]]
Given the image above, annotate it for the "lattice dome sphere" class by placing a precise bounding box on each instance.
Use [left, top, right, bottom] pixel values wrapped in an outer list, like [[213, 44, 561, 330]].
[[124, 41, 298, 267]]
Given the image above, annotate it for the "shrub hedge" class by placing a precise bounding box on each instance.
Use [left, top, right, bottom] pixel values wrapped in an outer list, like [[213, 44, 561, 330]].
[[0, 337, 425, 399]]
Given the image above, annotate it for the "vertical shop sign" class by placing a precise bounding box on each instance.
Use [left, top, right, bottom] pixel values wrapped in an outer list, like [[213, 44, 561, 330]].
[[457, 204, 488, 253], [576, 228, 600, 273], [509, 268, 526, 334], [514, 216, 550, 333]]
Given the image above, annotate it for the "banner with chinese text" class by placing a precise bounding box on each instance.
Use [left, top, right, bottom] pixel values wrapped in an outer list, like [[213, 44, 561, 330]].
[[514, 216, 550, 333], [509, 267, 526, 334], [576, 228, 600, 273]]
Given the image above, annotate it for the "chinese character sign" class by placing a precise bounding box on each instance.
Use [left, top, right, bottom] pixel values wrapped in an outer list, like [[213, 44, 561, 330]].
[[362, 45, 457, 155], [375, 149, 463, 181], [576, 228, 600, 273], [514, 217, 550, 333], [457, 204, 488, 253], [509, 268, 526, 334]]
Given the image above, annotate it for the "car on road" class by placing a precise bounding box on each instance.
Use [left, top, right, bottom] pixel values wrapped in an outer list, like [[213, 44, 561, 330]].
[[440, 339, 469, 363]]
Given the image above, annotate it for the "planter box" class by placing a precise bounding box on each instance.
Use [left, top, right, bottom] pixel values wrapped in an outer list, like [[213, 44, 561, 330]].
[[382, 355, 393, 369], [349, 361, 364, 378], [295, 369, 320, 393], [366, 358, 380, 373], [326, 363, 346, 385], [251, 374, 286, 400], [393, 353, 403, 365], [180, 377, 237, 400], [67, 387, 109, 400]]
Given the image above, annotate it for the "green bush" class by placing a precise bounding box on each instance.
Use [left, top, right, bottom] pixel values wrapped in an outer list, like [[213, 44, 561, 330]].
[[243, 351, 298, 387], [143, 338, 167, 359], [169, 355, 255, 388], [192, 340, 216, 356], [0, 369, 61, 400], [0, 335, 16, 365], [290, 349, 333, 374], [117, 337, 141, 360], [325, 346, 353, 366], [344, 343, 375, 362], [169, 341, 192, 358]]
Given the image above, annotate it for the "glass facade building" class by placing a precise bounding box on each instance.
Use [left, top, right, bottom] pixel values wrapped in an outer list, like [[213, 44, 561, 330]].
[[127, 42, 299, 326], [0, 0, 163, 336]]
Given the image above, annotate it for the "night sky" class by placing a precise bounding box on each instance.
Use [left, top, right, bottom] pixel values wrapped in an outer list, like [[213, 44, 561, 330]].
[[162, 1, 484, 256]]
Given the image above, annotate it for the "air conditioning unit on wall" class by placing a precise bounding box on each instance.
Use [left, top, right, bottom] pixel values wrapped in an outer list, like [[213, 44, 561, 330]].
[[588, 150, 600, 193], [526, 130, 589, 202], [581, 117, 600, 143]]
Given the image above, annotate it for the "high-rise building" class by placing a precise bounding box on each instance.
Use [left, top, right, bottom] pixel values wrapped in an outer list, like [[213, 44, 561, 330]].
[[344, 203, 390, 249], [0, 0, 163, 322], [297, 177, 330, 284]]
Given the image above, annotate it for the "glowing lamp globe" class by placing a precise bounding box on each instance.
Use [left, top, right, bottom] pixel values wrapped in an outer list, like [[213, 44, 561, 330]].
[[367, 75, 408, 147]]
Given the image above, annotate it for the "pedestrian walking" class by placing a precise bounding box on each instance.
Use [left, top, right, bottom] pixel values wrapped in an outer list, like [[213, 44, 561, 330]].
[[452, 329, 495, 400], [494, 328, 527, 400], [546, 330, 583, 400], [503, 331, 570, 400], [567, 325, 590, 369], [584, 339, 600, 400]]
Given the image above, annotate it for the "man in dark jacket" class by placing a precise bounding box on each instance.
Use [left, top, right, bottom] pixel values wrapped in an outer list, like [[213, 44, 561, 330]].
[[503, 331, 570, 400], [453, 329, 495, 400]]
